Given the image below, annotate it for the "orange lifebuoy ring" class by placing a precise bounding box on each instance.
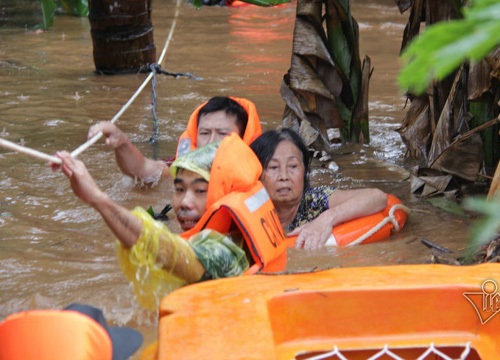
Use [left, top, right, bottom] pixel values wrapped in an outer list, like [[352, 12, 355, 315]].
[[287, 194, 408, 247], [226, 0, 249, 6]]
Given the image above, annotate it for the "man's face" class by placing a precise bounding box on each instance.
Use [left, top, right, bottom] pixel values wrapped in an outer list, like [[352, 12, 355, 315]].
[[173, 169, 208, 231], [196, 110, 239, 147]]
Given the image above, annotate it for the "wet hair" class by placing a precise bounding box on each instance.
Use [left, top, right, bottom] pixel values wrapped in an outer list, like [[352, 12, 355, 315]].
[[250, 128, 310, 190], [197, 97, 248, 137]]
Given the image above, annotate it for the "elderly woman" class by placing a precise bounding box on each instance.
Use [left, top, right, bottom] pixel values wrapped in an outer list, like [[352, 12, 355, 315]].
[[250, 128, 388, 250]]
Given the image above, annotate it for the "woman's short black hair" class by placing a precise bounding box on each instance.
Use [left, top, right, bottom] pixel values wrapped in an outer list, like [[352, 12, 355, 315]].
[[250, 128, 310, 190], [197, 97, 248, 137]]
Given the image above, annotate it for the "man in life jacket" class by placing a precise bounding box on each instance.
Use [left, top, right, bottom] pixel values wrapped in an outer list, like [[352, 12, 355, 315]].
[[87, 96, 262, 185], [55, 133, 287, 309]]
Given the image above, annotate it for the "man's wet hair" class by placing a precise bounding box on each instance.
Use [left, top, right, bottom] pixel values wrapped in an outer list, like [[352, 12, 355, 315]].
[[197, 97, 248, 137]]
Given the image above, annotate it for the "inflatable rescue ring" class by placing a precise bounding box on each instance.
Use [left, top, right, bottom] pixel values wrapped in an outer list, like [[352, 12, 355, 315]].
[[288, 194, 409, 247]]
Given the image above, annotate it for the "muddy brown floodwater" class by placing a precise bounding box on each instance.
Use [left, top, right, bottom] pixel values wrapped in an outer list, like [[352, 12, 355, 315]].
[[0, 0, 479, 356]]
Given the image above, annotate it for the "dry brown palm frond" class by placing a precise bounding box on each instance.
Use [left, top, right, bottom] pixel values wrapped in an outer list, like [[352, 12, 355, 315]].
[[281, 0, 368, 149], [397, 95, 432, 161], [468, 59, 493, 100], [427, 65, 469, 166], [430, 133, 483, 182]]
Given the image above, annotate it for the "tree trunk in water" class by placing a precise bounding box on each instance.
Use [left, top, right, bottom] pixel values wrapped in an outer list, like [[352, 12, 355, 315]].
[[88, 0, 156, 74]]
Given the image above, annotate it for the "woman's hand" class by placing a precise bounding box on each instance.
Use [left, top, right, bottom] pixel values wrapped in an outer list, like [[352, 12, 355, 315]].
[[288, 212, 334, 250]]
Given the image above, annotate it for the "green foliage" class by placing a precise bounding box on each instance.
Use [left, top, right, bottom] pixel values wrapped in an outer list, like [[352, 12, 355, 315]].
[[398, 0, 500, 95], [426, 196, 468, 217], [40, 0, 56, 29], [58, 0, 89, 17], [146, 206, 156, 219], [397, 0, 500, 257], [463, 196, 500, 260], [39, 0, 89, 30]]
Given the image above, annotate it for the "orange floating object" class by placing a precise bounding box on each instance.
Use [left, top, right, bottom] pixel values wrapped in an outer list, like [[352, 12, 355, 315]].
[[0, 310, 112, 360], [143, 263, 500, 359], [225, 0, 248, 6]]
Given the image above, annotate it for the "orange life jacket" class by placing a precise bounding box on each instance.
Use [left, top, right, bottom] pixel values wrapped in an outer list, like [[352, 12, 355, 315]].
[[181, 133, 288, 274], [175, 97, 262, 158]]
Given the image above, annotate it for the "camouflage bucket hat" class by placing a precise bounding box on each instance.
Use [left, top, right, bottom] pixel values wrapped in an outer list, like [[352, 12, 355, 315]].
[[169, 140, 220, 181]]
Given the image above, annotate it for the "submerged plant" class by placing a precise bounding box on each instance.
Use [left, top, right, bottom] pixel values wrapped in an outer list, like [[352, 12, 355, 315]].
[[38, 0, 89, 30], [398, 0, 500, 257]]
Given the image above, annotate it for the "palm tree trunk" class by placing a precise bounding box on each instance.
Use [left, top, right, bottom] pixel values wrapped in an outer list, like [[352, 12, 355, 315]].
[[88, 0, 156, 74]]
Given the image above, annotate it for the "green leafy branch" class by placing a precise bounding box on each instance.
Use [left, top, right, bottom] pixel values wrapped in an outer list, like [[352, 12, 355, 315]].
[[39, 0, 89, 30], [398, 0, 500, 95], [465, 197, 500, 246], [462, 196, 500, 261]]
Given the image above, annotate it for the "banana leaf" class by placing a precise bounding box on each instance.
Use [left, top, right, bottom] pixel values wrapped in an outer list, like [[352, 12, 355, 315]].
[[40, 0, 56, 29], [281, 0, 367, 149], [427, 65, 468, 166], [397, 95, 432, 161], [59, 0, 89, 16], [38, 0, 88, 29]]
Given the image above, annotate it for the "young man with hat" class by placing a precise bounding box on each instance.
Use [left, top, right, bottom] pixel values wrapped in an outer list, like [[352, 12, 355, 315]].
[[55, 134, 287, 309]]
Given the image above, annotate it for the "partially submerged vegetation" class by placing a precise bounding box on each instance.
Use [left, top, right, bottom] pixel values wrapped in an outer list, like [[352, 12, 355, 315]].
[[398, 0, 500, 261]]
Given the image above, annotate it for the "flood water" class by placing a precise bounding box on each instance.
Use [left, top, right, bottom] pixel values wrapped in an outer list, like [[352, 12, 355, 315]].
[[0, 0, 477, 356]]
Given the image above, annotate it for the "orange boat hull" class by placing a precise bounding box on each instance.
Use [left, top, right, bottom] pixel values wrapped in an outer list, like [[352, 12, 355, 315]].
[[142, 263, 500, 359]]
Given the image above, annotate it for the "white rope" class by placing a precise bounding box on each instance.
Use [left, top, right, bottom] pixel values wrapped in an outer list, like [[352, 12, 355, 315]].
[[1, 0, 181, 164], [70, 0, 181, 158], [302, 342, 473, 360], [367, 344, 404, 360], [305, 346, 348, 360], [346, 203, 411, 247], [0, 137, 62, 164]]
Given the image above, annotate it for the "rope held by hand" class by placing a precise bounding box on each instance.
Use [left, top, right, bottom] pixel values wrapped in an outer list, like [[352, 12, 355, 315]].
[[0, 138, 62, 164]]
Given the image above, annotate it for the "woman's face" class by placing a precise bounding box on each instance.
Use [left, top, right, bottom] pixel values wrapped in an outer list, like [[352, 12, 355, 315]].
[[261, 140, 305, 207]]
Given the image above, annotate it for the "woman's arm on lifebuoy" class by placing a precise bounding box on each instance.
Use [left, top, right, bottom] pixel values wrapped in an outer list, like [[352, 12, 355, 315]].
[[290, 188, 387, 250]]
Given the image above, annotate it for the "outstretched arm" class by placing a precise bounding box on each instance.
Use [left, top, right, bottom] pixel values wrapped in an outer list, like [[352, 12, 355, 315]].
[[56, 151, 142, 248], [290, 188, 387, 250], [57, 151, 206, 284], [88, 122, 169, 183]]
